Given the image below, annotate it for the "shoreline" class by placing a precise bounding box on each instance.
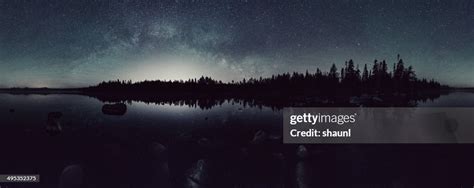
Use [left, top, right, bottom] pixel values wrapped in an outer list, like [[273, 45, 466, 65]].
[[0, 87, 466, 95]]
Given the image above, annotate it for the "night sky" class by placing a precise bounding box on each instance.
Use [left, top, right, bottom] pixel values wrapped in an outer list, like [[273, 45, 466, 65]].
[[0, 0, 473, 88]]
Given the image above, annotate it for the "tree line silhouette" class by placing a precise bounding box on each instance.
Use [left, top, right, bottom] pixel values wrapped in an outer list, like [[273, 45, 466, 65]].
[[87, 55, 445, 97], [82, 55, 449, 108]]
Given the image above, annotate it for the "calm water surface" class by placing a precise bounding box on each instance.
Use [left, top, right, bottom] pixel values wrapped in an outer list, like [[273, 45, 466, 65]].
[[1, 92, 474, 187], [418, 91, 474, 107]]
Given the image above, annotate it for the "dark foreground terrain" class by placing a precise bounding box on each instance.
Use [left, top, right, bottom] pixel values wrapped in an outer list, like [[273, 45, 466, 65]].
[[1, 122, 474, 187]]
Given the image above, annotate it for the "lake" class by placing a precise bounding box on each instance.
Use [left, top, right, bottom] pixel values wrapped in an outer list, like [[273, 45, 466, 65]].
[[1, 91, 474, 187]]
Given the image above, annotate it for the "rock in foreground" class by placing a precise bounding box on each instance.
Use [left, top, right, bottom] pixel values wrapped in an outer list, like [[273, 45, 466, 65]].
[[102, 103, 127, 116]]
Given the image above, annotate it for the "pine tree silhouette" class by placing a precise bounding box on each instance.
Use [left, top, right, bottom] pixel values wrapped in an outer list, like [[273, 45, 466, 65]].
[[86, 55, 446, 108]]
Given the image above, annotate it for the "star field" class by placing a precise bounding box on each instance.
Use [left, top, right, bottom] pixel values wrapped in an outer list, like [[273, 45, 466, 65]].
[[0, 0, 473, 87]]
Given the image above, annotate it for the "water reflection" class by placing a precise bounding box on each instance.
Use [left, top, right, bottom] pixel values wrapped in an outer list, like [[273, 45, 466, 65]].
[[418, 91, 474, 107], [91, 91, 446, 110], [0, 92, 473, 187]]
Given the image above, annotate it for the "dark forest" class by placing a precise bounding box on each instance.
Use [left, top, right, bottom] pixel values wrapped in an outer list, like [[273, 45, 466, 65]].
[[83, 56, 447, 108], [89, 57, 445, 95]]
